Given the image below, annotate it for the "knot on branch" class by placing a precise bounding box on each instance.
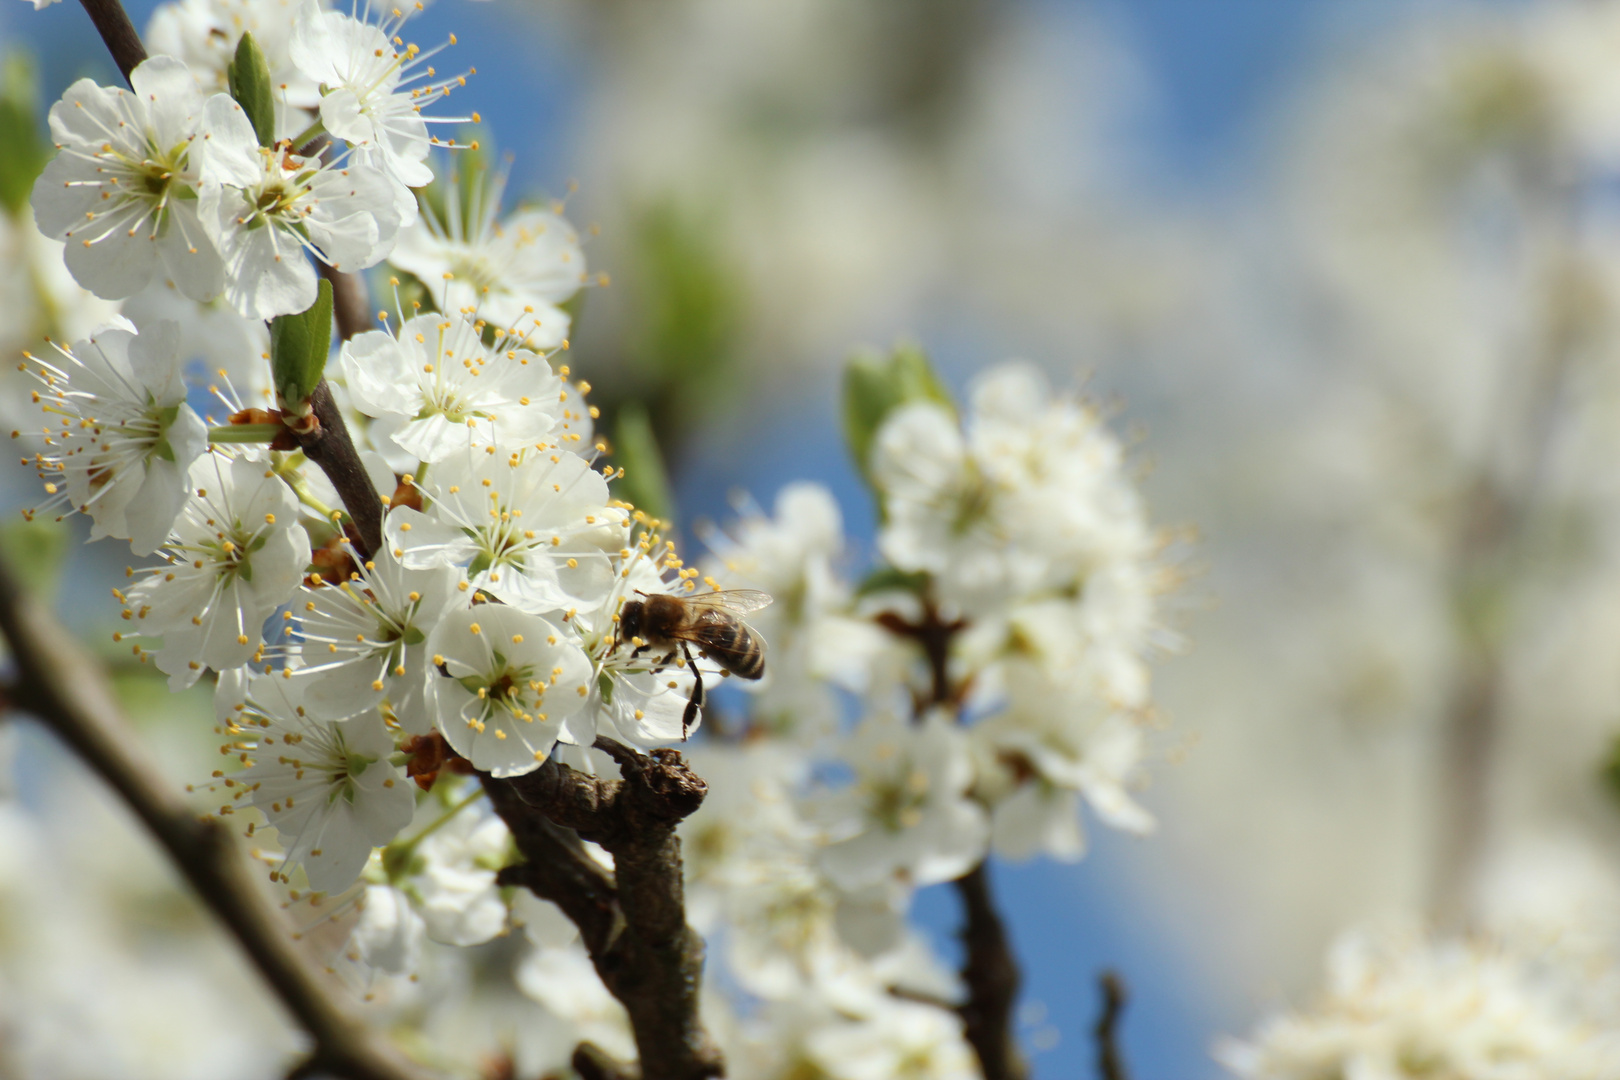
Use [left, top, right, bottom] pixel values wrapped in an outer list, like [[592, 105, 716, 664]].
[[612, 743, 709, 823]]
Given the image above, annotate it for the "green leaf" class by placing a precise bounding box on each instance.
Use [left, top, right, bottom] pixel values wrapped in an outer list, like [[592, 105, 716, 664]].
[[1603, 735, 1620, 812], [227, 33, 276, 149], [853, 565, 930, 598], [841, 341, 954, 486], [270, 279, 333, 409], [612, 401, 675, 525], [0, 517, 67, 603], [627, 202, 741, 392], [0, 57, 44, 218]]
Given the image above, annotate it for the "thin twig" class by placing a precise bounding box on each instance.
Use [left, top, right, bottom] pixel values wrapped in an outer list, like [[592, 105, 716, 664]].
[[318, 263, 377, 344], [1094, 970, 1130, 1080], [0, 551, 435, 1080], [292, 381, 386, 560], [878, 598, 1027, 1080], [77, 0, 147, 83], [954, 862, 1028, 1080], [1430, 243, 1590, 922], [482, 738, 723, 1080]]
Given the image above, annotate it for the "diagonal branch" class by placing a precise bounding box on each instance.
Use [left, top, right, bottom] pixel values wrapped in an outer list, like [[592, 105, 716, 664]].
[[881, 598, 1028, 1080], [954, 862, 1028, 1080], [0, 551, 435, 1080], [482, 738, 723, 1080], [77, 0, 147, 83]]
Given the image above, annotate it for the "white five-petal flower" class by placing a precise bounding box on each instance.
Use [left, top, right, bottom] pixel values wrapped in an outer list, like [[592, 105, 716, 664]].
[[23, 318, 208, 555], [31, 56, 224, 302], [425, 604, 594, 777], [288, 0, 468, 226], [291, 544, 466, 732], [198, 95, 401, 319], [342, 312, 572, 462], [222, 672, 415, 893], [120, 452, 312, 689], [390, 170, 585, 349], [385, 446, 622, 611]]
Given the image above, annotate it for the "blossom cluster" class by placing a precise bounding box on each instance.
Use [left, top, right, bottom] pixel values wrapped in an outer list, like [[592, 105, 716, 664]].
[[9, 0, 1182, 1075], [1219, 928, 1620, 1080]]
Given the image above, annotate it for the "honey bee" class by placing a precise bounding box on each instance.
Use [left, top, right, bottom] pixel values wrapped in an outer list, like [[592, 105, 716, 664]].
[[617, 588, 773, 735]]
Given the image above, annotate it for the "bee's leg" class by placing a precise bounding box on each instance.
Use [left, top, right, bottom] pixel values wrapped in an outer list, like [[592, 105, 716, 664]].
[[681, 641, 704, 739]]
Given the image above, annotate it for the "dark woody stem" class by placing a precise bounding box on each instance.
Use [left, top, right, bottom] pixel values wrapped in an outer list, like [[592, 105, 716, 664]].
[[877, 599, 1028, 1080], [1094, 971, 1132, 1080], [78, 0, 147, 83], [484, 740, 724, 1080]]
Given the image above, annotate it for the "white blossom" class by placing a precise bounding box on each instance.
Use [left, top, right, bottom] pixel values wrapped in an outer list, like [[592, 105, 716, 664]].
[[813, 710, 989, 892], [22, 319, 207, 555], [146, 0, 320, 112], [425, 604, 595, 777], [1218, 928, 1620, 1080], [805, 998, 980, 1080], [290, 544, 465, 731], [222, 673, 415, 894], [288, 0, 468, 225], [119, 453, 311, 689], [702, 482, 884, 741], [407, 803, 510, 947], [31, 57, 223, 302], [389, 174, 585, 348], [568, 532, 712, 747], [341, 312, 573, 462], [198, 95, 401, 319], [970, 660, 1153, 863], [384, 445, 621, 612], [120, 279, 274, 409], [349, 883, 425, 975]]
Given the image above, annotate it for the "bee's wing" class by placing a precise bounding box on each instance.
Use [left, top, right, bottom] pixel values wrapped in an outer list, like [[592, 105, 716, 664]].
[[687, 588, 774, 615]]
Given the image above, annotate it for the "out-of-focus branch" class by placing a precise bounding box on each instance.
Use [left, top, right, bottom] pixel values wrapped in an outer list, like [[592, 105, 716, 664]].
[[1431, 249, 1592, 922], [954, 862, 1028, 1080], [879, 598, 1027, 1080], [482, 737, 723, 1080], [318, 262, 376, 344], [573, 1042, 640, 1080], [1094, 971, 1131, 1080], [0, 551, 435, 1080], [77, 0, 147, 83]]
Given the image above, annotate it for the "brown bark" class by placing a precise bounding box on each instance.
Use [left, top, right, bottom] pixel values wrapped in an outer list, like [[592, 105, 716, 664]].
[[482, 739, 723, 1080]]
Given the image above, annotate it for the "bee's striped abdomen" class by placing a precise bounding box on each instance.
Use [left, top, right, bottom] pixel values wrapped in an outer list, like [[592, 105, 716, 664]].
[[694, 611, 766, 679]]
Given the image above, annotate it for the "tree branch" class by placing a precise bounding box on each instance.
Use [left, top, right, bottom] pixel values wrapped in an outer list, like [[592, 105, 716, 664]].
[[77, 0, 147, 83], [1094, 971, 1130, 1080], [291, 381, 385, 560], [879, 598, 1026, 1080], [482, 738, 723, 1080], [318, 262, 377, 344], [954, 862, 1027, 1080], [0, 551, 435, 1080]]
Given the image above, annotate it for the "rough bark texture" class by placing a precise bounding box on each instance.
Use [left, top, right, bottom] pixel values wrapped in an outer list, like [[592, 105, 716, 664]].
[[953, 862, 1028, 1080], [483, 739, 723, 1080], [0, 552, 435, 1080]]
